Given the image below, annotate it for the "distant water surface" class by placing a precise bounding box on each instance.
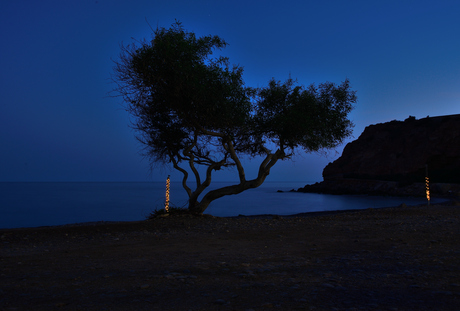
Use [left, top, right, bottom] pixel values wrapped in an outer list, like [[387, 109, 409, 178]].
[[0, 182, 441, 229]]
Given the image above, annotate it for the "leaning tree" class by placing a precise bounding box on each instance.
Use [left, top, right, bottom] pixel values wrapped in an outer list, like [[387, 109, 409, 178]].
[[112, 22, 357, 214]]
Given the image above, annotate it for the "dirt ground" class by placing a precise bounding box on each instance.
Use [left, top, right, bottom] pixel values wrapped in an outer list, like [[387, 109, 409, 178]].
[[1, 203, 460, 310]]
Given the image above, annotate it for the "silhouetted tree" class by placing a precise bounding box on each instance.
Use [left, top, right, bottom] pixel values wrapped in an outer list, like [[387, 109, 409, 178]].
[[112, 21, 356, 214]]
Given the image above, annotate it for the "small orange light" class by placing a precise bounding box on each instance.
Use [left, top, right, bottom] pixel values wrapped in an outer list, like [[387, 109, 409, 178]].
[[425, 176, 430, 204], [165, 175, 170, 212]]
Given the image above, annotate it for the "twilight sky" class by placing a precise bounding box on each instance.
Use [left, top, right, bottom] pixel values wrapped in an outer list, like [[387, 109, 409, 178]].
[[1, 0, 459, 183]]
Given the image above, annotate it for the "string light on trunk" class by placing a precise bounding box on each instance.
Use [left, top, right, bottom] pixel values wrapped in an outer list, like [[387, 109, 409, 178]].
[[165, 175, 170, 212]]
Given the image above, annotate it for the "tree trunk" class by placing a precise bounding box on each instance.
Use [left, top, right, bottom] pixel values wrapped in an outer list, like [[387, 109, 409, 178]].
[[189, 149, 285, 214], [190, 180, 262, 214]]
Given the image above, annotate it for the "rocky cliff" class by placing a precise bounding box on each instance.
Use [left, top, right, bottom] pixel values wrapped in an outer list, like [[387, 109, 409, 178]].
[[299, 114, 460, 197]]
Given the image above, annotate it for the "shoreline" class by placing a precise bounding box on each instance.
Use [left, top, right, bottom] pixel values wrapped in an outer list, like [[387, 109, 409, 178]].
[[1, 181, 452, 230], [1, 198, 456, 232]]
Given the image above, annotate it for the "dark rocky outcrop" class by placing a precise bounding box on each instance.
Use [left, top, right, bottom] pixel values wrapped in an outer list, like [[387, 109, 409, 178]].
[[299, 114, 460, 197]]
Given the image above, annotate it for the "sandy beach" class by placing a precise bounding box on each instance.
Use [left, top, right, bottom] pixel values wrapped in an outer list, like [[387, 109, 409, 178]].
[[1, 202, 460, 310]]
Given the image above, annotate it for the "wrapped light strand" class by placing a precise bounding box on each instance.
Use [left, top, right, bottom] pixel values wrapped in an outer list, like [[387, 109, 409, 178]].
[[425, 176, 430, 205], [425, 165, 430, 206], [165, 175, 170, 212]]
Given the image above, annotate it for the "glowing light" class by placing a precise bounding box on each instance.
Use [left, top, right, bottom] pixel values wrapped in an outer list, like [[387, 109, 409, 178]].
[[165, 175, 170, 212], [425, 176, 430, 205]]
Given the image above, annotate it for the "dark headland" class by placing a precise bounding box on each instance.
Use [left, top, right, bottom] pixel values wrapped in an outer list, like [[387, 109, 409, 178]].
[[299, 114, 460, 198]]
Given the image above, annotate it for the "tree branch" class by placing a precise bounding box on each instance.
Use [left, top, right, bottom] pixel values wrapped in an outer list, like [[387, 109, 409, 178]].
[[188, 157, 226, 212], [182, 135, 201, 187], [225, 139, 246, 183], [194, 148, 286, 213], [170, 156, 192, 198]]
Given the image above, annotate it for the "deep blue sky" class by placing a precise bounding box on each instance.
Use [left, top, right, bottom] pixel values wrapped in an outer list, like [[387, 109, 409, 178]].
[[1, 0, 459, 182]]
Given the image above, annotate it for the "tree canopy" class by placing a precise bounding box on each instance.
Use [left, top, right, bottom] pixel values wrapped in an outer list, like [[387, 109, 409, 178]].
[[112, 21, 357, 214]]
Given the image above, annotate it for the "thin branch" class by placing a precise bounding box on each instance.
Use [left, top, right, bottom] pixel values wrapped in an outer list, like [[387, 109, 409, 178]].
[[188, 154, 201, 187], [225, 140, 246, 183], [182, 135, 201, 187], [170, 156, 192, 198]]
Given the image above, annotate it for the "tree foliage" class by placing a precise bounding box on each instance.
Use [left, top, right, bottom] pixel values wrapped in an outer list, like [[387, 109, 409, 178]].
[[112, 21, 356, 214]]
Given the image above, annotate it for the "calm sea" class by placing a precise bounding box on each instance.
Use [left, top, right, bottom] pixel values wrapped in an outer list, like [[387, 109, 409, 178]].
[[0, 181, 439, 229]]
